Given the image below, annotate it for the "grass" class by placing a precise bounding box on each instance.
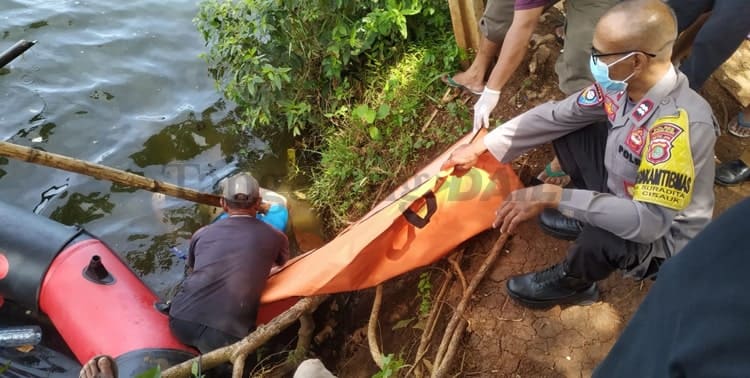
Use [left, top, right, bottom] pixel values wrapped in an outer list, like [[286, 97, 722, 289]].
[[306, 33, 471, 231]]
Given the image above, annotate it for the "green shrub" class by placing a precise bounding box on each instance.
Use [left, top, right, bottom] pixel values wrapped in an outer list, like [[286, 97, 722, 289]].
[[195, 0, 452, 137]]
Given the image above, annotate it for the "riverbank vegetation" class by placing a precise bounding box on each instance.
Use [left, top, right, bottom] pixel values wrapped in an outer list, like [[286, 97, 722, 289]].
[[195, 0, 470, 231]]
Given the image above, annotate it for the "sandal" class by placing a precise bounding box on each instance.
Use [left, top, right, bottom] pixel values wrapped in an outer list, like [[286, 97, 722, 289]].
[[440, 74, 483, 96], [727, 112, 750, 138], [537, 162, 571, 187]]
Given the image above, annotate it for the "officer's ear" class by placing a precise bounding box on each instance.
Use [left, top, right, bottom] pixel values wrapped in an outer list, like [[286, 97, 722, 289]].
[[632, 52, 649, 74]]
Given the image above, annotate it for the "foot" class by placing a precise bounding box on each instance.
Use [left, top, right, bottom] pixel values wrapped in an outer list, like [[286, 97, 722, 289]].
[[506, 263, 598, 309], [536, 158, 571, 187], [80, 355, 117, 378], [715, 159, 750, 186], [539, 208, 583, 240], [727, 112, 750, 138], [441, 71, 484, 95], [554, 25, 565, 43]]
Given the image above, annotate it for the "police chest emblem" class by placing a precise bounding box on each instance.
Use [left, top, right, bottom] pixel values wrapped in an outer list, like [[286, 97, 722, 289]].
[[577, 84, 603, 107], [646, 123, 683, 164], [626, 126, 645, 154]]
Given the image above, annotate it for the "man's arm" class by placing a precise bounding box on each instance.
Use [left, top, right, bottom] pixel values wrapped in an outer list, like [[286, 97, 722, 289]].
[[444, 88, 607, 172], [485, 7, 545, 92], [557, 121, 716, 244], [474, 5, 546, 130], [484, 89, 608, 163]]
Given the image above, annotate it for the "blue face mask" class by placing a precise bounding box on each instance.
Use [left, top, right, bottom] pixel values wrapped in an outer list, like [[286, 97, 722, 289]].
[[589, 52, 636, 93]]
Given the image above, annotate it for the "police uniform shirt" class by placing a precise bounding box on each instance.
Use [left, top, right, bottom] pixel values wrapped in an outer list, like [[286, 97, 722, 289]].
[[483, 66, 717, 259]]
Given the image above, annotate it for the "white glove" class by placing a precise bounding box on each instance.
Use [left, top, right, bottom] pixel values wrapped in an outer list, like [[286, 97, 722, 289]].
[[473, 86, 501, 133]]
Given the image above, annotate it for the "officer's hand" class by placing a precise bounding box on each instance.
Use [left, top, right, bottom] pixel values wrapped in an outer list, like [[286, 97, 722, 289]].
[[441, 143, 482, 175], [473, 87, 501, 132], [493, 184, 563, 234]]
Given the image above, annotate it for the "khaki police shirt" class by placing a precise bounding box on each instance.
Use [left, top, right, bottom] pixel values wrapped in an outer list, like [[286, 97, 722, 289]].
[[483, 66, 716, 258]]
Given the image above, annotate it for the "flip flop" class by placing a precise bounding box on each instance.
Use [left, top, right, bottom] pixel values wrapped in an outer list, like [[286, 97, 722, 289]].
[[727, 112, 750, 138], [536, 162, 571, 187], [441, 74, 483, 96]]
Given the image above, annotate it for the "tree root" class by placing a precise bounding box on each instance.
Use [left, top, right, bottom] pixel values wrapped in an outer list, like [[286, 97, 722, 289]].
[[408, 266, 454, 378], [431, 233, 510, 378], [368, 285, 385, 369], [161, 295, 328, 378]]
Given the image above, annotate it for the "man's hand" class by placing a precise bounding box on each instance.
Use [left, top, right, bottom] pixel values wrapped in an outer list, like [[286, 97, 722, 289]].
[[441, 142, 484, 174], [493, 184, 563, 234], [473, 87, 501, 132]]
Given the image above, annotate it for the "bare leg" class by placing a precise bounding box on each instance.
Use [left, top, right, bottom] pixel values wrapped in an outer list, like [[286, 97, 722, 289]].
[[449, 37, 500, 94]]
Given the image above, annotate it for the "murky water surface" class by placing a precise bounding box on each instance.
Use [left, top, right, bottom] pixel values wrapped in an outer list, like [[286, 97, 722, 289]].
[[0, 0, 321, 296]]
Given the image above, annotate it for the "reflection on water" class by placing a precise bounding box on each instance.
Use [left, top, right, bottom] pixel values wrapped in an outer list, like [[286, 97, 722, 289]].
[[129, 100, 236, 168], [125, 205, 202, 277], [49, 191, 114, 225], [32, 180, 68, 214]]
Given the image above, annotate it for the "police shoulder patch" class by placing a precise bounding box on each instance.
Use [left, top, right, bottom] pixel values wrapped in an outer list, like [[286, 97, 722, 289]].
[[633, 109, 694, 211], [577, 84, 604, 107]]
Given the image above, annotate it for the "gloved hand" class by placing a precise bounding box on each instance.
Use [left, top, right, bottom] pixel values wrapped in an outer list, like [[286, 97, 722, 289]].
[[473, 86, 501, 132]]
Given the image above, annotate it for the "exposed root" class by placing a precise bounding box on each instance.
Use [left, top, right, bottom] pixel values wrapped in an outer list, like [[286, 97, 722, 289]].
[[368, 285, 385, 369], [431, 233, 511, 378], [408, 266, 454, 378]]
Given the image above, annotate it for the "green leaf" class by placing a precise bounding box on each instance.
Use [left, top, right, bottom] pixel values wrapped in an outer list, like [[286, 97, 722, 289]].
[[369, 126, 382, 141], [135, 366, 161, 378], [376, 103, 390, 120], [353, 104, 376, 124]]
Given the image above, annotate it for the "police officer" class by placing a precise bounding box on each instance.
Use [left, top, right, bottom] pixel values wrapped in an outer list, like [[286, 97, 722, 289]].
[[442, 0, 717, 309]]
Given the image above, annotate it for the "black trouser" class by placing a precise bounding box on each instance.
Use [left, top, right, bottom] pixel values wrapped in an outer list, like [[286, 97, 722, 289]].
[[169, 317, 242, 354], [594, 198, 750, 377], [552, 123, 663, 282], [668, 0, 750, 90]]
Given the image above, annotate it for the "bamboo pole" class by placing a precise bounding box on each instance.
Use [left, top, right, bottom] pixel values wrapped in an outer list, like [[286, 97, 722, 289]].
[[0, 141, 223, 207]]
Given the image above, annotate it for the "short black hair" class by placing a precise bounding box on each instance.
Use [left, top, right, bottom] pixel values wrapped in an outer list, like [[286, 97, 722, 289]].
[[224, 194, 259, 209]]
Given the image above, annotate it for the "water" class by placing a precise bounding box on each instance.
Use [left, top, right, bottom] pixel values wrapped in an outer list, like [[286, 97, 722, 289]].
[[0, 0, 322, 296]]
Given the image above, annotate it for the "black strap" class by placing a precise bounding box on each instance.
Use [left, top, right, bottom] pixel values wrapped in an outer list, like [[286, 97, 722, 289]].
[[403, 191, 437, 229]]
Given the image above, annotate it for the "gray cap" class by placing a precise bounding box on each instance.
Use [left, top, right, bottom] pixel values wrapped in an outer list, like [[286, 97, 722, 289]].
[[222, 173, 260, 202]]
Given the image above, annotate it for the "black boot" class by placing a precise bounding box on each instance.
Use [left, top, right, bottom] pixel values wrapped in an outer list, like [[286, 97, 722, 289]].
[[715, 159, 750, 186], [539, 208, 583, 240], [506, 262, 598, 309]]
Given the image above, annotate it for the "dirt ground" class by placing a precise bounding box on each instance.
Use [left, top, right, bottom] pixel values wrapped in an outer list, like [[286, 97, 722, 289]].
[[324, 8, 750, 378]]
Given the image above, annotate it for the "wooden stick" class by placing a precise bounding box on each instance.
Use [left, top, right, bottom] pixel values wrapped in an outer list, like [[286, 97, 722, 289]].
[[161, 295, 327, 378], [368, 285, 385, 369], [432, 233, 510, 378], [0, 141, 223, 207]]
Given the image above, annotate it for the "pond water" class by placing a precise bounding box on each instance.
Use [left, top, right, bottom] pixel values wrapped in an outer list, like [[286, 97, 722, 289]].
[[0, 0, 322, 297]]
